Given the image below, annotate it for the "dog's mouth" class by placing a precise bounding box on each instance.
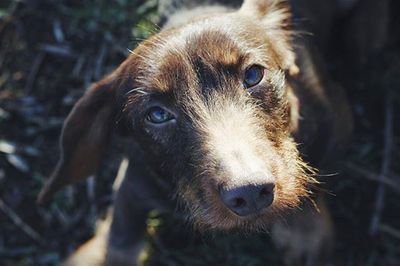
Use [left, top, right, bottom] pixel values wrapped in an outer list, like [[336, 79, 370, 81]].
[[189, 196, 282, 233], [178, 179, 292, 232], [178, 153, 316, 232]]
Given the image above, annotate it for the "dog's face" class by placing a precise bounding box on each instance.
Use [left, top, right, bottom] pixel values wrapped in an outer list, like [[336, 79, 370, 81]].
[[38, 0, 315, 231]]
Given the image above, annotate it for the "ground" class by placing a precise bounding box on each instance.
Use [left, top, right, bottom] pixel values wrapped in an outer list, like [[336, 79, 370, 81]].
[[0, 1, 399, 265]]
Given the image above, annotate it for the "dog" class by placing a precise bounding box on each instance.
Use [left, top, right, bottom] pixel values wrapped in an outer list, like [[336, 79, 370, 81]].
[[37, 0, 353, 265]]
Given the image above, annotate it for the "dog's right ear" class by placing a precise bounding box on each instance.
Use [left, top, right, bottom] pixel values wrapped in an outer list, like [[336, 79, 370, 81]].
[[37, 70, 123, 205]]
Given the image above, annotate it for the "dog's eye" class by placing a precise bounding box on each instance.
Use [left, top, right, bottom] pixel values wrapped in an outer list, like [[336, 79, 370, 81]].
[[244, 65, 264, 88], [146, 107, 174, 124]]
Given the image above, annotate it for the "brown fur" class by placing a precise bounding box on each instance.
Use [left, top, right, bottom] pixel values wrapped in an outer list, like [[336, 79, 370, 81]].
[[37, 0, 352, 265]]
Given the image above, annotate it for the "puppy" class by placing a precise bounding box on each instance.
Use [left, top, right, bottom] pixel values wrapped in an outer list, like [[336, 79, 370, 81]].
[[37, 0, 352, 265]]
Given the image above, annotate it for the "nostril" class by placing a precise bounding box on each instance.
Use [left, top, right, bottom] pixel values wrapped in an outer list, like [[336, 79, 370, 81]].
[[255, 183, 275, 211], [232, 197, 246, 208], [220, 188, 252, 216], [259, 184, 275, 198], [259, 187, 270, 198]]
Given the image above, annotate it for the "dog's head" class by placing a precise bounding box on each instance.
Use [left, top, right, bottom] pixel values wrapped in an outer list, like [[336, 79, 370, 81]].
[[37, 0, 316, 231]]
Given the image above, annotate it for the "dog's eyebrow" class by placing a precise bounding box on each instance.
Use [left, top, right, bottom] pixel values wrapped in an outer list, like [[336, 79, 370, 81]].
[[125, 87, 149, 95]]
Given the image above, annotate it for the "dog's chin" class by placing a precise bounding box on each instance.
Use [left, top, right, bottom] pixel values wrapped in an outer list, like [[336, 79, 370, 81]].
[[178, 145, 317, 233], [193, 212, 276, 233]]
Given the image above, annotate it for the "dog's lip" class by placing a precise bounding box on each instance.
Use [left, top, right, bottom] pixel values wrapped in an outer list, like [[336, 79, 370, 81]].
[[224, 207, 269, 220], [206, 209, 272, 232]]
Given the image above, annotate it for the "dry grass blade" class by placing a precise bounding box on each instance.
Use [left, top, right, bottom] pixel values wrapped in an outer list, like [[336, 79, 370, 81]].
[[379, 224, 400, 240], [24, 52, 45, 94], [0, 198, 44, 245], [369, 91, 394, 236], [346, 163, 400, 194]]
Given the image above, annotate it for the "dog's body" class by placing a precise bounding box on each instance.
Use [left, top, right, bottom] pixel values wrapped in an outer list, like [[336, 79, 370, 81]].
[[37, 0, 352, 265]]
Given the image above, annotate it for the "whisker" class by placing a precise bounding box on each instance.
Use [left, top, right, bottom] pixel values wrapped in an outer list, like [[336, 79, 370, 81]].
[[316, 172, 339, 177], [126, 87, 148, 95]]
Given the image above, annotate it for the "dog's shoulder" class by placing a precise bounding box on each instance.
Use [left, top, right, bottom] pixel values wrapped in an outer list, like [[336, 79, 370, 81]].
[[290, 40, 353, 164]]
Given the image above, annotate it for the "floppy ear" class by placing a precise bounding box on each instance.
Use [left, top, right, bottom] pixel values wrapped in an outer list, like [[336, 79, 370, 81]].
[[37, 72, 121, 205], [239, 0, 299, 76]]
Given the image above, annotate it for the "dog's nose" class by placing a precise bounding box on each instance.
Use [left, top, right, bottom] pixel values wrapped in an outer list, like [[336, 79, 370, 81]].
[[220, 183, 275, 216]]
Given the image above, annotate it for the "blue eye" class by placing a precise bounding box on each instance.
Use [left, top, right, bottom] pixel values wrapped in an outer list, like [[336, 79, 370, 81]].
[[244, 65, 264, 88], [146, 107, 174, 124]]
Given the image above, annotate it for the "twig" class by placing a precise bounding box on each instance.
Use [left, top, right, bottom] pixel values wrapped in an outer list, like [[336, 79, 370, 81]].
[[0, 246, 36, 257], [94, 41, 108, 79], [0, 0, 20, 34], [39, 43, 76, 58], [87, 175, 96, 217], [83, 58, 94, 88], [105, 32, 130, 57], [379, 224, 400, 240], [0, 198, 44, 245], [369, 92, 394, 236], [113, 158, 129, 191], [52, 204, 72, 228], [346, 163, 400, 193], [24, 52, 45, 94], [52, 19, 65, 43], [72, 55, 85, 77]]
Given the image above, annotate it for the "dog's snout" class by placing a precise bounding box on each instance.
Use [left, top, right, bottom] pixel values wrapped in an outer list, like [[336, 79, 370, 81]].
[[220, 183, 275, 217]]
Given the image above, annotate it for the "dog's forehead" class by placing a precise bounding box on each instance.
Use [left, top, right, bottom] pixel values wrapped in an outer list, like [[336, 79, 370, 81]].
[[135, 15, 271, 93], [171, 15, 271, 66]]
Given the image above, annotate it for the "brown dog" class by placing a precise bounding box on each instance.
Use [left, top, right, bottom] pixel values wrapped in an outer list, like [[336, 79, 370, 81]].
[[37, 0, 352, 265]]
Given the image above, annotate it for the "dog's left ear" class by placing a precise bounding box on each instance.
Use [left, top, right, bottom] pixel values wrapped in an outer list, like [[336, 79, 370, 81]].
[[37, 69, 124, 205], [239, 0, 299, 76]]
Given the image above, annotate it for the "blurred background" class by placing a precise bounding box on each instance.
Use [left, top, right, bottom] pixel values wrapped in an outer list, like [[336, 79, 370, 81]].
[[0, 0, 399, 265]]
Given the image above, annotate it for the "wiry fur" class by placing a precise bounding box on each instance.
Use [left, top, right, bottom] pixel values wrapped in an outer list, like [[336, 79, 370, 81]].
[[120, 15, 318, 230], [37, 0, 352, 265]]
